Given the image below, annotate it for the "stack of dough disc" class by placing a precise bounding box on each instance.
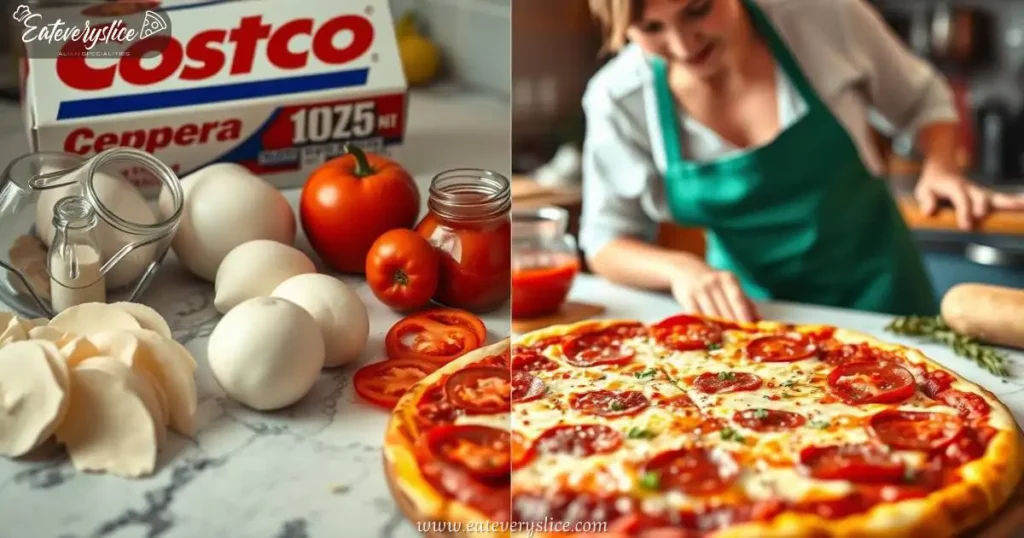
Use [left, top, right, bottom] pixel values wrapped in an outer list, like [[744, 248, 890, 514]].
[[0, 303, 198, 478]]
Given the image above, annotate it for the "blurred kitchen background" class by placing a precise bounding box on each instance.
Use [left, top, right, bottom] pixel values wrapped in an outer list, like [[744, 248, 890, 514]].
[[511, 0, 1024, 300]]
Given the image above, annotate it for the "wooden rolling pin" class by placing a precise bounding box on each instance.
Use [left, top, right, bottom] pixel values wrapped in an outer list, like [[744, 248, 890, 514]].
[[942, 284, 1024, 350]]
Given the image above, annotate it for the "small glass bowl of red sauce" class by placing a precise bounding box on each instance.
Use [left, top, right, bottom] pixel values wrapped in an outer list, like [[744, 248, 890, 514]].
[[415, 169, 511, 313], [512, 206, 580, 319]]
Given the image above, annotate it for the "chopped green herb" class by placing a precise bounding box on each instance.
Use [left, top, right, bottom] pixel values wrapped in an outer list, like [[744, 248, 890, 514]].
[[609, 401, 626, 411], [627, 427, 657, 440], [720, 428, 745, 443], [717, 372, 736, 381], [903, 467, 917, 483], [753, 408, 769, 420], [635, 369, 657, 380], [780, 380, 797, 388], [707, 342, 722, 350], [809, 419, 830, 429], [638, 471, 661, 490]]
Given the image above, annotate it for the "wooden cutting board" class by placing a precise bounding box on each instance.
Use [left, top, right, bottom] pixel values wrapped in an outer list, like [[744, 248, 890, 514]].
[[511, 301, 605, 335]]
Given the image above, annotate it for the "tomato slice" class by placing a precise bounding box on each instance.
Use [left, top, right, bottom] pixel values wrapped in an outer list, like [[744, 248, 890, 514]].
[[935, 389, 991, 419], [746, 335, 817, 363], [418, 308, 487, 343], [733, 409, 806, 432], [652, 314, 723, 351], [641, 447, 738, 495], [353, 358, 437, 409], [569, 390, 650, 417], [694, 371, 762, 394], [826, 361, 915, 405], [444, 366, 510, 414], [512, 371, 546, 403], [940, 426, 994, 465], [869, 410, 964, 451], [385, 315, 481, 364], [799, 444, 905, 483], [424, 424, 511, 481], [532, 424, 623, 458]]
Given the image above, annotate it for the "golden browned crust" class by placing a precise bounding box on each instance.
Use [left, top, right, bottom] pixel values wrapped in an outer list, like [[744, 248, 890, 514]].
[[383, 339, 511, 538], [511, 320, 1024, 538]]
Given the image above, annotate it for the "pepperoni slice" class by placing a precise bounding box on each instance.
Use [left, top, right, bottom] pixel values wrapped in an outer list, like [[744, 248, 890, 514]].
[[641, 447, 738, 495], [652, 392, 696, 409], [799, 444, 905, 483], [941, 426, 994, 465], [511, 371, 546, 403], [921, 370, 955, 399], [562, 336, 635, 367], [694, 372, 762, 394], [869, 410, 964, 451], [512, 346, 558, 372], [651, 314, 723, 351], [532, 424, 623, 458], [733, 409, 806, 432], [511, 431, 534, 470], [569, 390, 650, 417], [826, 361, 915, 404], [423, 424, 511, 481], [416, 384, 459, 426], [936, 389, 991, 419], [746, 335, 817, 363], [444, 367, 510, 414]]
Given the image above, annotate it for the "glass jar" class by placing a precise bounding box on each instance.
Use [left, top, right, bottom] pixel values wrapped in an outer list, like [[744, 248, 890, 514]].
[[415, 169, 511, 313], [511, 206, 580, 319]]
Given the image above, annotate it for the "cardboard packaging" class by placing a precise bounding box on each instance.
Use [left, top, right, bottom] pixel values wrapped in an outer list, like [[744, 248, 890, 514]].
[[19, 0, 408, 190]]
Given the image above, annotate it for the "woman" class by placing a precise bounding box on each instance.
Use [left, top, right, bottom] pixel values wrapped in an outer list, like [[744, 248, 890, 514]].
[[580, 0, 1024, 321]]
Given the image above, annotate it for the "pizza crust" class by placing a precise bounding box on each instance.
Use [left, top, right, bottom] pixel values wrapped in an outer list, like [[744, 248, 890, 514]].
[[383, 339, 511, 538], [510, 319, 1024, 538]]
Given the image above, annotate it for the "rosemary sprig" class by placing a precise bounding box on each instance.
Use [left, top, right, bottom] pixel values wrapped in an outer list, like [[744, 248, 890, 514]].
[[885, 316, 1010, 377]]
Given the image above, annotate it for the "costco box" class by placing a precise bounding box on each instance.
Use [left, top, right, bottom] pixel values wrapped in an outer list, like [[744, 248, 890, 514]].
[[19, 0, 408, 190]]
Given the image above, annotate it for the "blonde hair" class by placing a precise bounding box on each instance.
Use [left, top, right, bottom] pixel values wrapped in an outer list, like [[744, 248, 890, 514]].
[[589, 0, 644, 53]]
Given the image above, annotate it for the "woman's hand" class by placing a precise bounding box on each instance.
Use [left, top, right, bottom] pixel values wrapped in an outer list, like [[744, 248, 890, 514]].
[[915, 171, 1024, 230], [670, 268, 759, 322]]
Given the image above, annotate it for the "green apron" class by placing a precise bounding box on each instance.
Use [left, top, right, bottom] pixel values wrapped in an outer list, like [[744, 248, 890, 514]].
[[651, 0, 938, 316]]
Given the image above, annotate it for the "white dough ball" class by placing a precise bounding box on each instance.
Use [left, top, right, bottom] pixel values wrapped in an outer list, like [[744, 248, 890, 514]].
[[214, 240, 316, 314], [159, 163, 295, 282], [208, 297, 324, 410], [35, 167, 157, 289], [271, 274, 369, 368]]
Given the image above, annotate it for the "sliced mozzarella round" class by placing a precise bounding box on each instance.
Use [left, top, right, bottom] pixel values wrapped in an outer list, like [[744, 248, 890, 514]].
[[55, 357, 159, 478], [0, 341, 70, 457], [74, 353, 167, 448], [110, 302, 173, 340], [50, 303, 141, 336], [28, 326, 72, 347], [60, 337, 102, 368]]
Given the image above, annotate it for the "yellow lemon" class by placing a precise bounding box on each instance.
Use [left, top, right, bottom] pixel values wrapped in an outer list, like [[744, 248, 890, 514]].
[[399, 35, 441, 87]]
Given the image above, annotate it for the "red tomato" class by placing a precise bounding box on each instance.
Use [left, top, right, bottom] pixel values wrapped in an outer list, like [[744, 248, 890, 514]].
[[385, 312, 484, 365], [826, 361, 915, 405], [799, 444, 905, 483], [353, 358, 437, 409], [418, 308, 488, 342], [444, 367, 511, 414], [423, 424, 511, 481], [300, 145, 420, 273], [365, 229, 439, 311]]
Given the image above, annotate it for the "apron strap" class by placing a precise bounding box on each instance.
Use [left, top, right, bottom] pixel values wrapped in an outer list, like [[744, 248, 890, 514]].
[[741, 0, 825, 111], [650, 57, 684, 166]]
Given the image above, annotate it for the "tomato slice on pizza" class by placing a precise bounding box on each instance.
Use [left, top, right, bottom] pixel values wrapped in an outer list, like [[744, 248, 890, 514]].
[[827, 361, 916, 404], [444, 366, 511, 414], [424, 424, 511, 481], [652, 314, 724, 351], [869, 410, 964, 451], [799, 444, 906, 483]]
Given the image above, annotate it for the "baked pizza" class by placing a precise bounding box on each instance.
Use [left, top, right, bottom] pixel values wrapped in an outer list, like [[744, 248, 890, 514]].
[[383, 315, 1023, 537], [510, 316, 1023, 537], [384, 338, 513, 537]]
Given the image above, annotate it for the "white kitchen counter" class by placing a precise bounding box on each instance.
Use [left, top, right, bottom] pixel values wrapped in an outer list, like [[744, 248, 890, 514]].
[[0, 88, 510, 538], [568, 274, 1024, 426]]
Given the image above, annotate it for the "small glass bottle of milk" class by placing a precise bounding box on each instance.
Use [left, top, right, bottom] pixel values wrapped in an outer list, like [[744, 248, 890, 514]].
[[48, 196, 106, 313]]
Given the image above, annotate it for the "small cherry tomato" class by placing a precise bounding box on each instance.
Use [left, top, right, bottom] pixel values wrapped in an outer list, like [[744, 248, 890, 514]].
[[365, 229, 439, 311]]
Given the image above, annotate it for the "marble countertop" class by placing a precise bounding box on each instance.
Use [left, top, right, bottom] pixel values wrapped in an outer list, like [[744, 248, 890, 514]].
[[0, 88, 511, 538], [568, 274, 1024, 426]]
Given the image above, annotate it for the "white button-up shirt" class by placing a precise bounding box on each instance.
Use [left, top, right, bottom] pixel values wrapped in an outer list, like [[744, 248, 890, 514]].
[[579, 0, 958, 260]]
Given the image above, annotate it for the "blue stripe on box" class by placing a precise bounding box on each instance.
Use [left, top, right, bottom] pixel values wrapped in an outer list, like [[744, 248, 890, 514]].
[[56, 68, 371, 120]]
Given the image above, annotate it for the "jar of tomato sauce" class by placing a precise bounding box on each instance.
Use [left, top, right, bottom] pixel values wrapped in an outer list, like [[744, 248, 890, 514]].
[[511, 206, 580, 318], [415, 169, 511, 313]]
